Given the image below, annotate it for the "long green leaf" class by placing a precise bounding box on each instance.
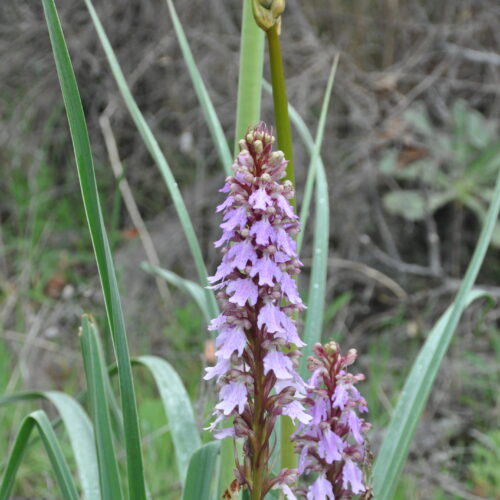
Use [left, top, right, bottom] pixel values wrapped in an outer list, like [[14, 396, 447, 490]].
[[234, 0, 265, 153], [83, 0, 218, 320], [0, 391, 99, 500], [132, 356, 202, 484], [166, 0, 232, 175], [373, 165, 500, 499], [182, 441, 220, 500], [299, 160, 329, 377], [41, 2, 146, 498], [297, 54, 339, 254], [0, 410, 79, 500], [141, 262, 211, 323], [80, 315, 123, 500], [93, 324, 126, 447], [296, 57, 340, 377]]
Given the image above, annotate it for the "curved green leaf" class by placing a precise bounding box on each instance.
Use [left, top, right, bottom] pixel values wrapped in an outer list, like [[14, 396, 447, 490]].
[[80, 315, 123, 499], [294, 56, 339, 376], [373, 165, 500, 499], [234, 0, 265, 153], [132, 355, 202, 484], [297, 54, 339, 255], [0, 391, 99, 500], [0, 410, 79, 500], [299, 159, 329, 377], [166, 0, 232, 175], [182, 441, 220, 500], [83, 0, 218, 320], [42, 1, 146, 497]]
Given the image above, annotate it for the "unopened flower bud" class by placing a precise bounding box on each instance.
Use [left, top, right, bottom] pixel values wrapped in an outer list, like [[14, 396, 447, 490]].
[[324, 341, 338, 355], [344, 348, 358, 366], [270, 151, 284, 164], [253, 139, 263, 154], [252, 0, 285, 32]]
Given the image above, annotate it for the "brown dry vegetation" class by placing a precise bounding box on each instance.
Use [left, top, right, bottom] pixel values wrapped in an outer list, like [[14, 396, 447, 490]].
[[1, 0, 500, 498]]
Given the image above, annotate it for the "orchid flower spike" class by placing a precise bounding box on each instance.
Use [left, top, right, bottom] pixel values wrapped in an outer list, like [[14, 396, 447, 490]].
[[205, 123, 308, 498], [292, 342, 372, 499]]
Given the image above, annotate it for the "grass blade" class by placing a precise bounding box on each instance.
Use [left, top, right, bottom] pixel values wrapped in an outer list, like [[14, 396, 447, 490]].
[[166, 0, 232, 176], [0, 410, 79, 500], [181, 441, 220, 500], [132, 356, 202, 484], [80, 315, 123, 500], [299, 160, 329, 377], [295, 56, 340, 377], [141, 262, 212, 323], [0, 391, 100, 500], [373, 165, 500, 500], [41, 1, 146, 497], [83, 0, 219, 320], [234, 0, 265, 153], [296, 54, 339, 254]]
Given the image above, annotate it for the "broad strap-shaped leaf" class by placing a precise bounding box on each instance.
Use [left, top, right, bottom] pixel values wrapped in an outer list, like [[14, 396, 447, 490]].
[[299, 158, 329, 377], [373, 165, 500, 500], [373, 290, 490, 498], [182, 441, 220, 500], [166, 0, 232, 175], [80, 315, 123, 499], [0, 391, 99, 500], [142, 262, 211, 323], [132, 356, 202, 484], [42, 1, 146, 497], [83, 0, 218, 320], [297, 54, 339, 255], [0, 410, 79, 500], [234, 0, 265, 154], [296, 56, 340, 377]]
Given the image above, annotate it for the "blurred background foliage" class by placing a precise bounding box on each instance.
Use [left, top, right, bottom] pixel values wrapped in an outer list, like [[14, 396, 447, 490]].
[[1, 0, 500, 498]]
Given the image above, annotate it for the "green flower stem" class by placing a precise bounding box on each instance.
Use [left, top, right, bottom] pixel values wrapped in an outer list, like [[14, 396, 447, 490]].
[[234, 0, 265, 155], [266, 22, 297, 471], [267, 24, 295, 206]]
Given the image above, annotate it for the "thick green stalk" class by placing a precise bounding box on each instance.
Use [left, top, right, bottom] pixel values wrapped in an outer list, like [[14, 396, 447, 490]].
[[267, 25, 295, 201], [234, 0, 265, 154], [266, 22, 297, 471]]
